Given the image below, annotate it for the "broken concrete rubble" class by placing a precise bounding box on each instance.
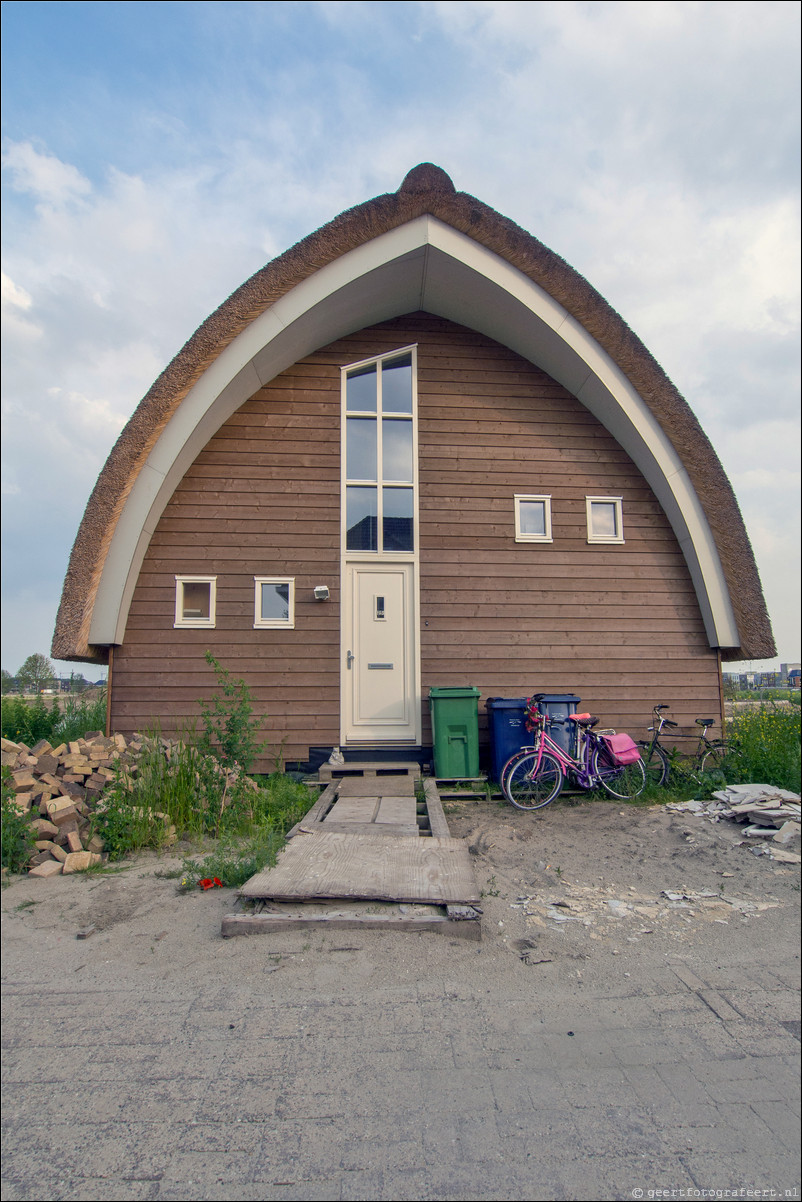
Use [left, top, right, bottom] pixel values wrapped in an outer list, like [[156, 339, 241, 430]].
[[511, 878, 781, 939], [664, 783, 801, 862]]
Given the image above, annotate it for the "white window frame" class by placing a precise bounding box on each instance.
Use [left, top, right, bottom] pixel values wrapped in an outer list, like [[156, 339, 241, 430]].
[[514, 494, 553, 543], [254, 577, 295, 629], [174, 575, 217, 628], [586, 496, 624, 544], [341, 344, 419, 560]]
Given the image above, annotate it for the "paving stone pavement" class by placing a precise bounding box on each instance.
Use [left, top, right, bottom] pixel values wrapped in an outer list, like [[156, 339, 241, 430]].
[[2, 873, 800, 1202]]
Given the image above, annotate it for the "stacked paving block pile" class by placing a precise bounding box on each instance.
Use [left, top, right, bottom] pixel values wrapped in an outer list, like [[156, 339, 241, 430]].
[[3, 731, 136, 876], [3, 731, 253, 878]]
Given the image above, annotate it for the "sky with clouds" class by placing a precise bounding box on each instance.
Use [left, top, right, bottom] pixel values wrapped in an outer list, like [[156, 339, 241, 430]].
[[1, 0, 800, 681]]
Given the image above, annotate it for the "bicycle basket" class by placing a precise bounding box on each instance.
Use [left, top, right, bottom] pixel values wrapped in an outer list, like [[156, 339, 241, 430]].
[[599, 733, 642, 765]]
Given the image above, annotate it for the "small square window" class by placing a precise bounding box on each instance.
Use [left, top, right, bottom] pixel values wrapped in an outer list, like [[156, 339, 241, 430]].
[[515, 495, 552, 543], [586, 497, 624, 544], [254, 578, 295, 629], [175, 576, 216, 628]]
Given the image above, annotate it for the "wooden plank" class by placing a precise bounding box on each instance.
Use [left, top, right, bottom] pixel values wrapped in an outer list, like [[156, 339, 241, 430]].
[[239, 832, 479, 904], [336, 775, 416, 797], [423, 779, 451, 840], [438, 791, 487, 800], [375, 796, 418, 825], [221, 910, 480, 940], [324, 795, 379, 823], [314, 821, 420, 838], [285, 782, 337, 837]]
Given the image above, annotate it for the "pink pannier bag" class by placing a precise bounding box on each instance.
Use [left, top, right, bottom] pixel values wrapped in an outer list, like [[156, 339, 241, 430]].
[[600, 734, 642, 765]]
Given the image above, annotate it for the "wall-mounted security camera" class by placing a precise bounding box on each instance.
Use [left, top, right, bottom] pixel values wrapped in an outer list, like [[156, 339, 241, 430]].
[[313, 585, 330, 601]]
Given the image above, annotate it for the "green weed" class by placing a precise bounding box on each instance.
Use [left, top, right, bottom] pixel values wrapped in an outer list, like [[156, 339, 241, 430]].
[[726, 703, 801, 793], [0, 691, 108, 745], [53, 693, 109, 743], [1, 766, 37, 873], [176, 774, 312, 889], [198, 651, 264, 773], [89, 789, 171, 861]]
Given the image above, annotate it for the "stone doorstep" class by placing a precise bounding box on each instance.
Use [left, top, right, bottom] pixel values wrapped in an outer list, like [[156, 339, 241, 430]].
[[318, 760, 422, 782]]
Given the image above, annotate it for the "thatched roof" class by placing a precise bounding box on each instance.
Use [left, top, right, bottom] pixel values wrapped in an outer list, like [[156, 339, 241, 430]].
[[52, 163, 774, 663]]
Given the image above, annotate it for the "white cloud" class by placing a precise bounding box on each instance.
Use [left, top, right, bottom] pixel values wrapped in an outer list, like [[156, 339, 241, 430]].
[[2, 140, 92, 207], [2, 270, 33, 310], [1, 269, 42, 342]]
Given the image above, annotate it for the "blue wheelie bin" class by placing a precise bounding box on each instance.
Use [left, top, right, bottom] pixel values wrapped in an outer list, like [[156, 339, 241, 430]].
[[486, 698, 530, 784], [534, 694, 582, 755]]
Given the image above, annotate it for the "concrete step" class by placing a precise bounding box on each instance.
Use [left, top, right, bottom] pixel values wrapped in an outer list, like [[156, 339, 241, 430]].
[[318, 760, 422, 782]]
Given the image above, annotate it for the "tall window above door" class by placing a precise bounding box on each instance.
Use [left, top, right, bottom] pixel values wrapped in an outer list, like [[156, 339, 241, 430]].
[[342, 347, 417, 554]]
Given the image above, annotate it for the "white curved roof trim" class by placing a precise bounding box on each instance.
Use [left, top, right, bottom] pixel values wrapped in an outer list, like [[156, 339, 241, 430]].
[[90, 215, 739, 649]]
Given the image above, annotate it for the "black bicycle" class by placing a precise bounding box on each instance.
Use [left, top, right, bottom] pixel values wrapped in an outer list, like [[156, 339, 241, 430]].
[[638, 704, 742, 787]]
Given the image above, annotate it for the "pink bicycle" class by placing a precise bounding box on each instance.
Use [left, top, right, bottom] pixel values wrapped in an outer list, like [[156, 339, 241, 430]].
[[501, 695, 646, 810]]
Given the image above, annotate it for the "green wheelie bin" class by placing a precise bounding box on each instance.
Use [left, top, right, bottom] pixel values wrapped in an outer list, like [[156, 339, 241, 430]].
[[429, 686, 481, 779]]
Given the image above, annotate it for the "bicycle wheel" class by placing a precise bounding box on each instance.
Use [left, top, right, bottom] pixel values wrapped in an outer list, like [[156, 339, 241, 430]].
[[504, 752, 564, 810], [499, 747, 536, 797], [591, 746, 646, 799], [638, 741, 669, 788], [700, 742, 743, 783]]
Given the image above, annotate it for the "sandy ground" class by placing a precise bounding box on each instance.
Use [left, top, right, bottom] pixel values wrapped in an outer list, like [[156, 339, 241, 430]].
[[445, 792, 800, 977], [2, 791, 800, 1202], [3, 791, 799, 992]]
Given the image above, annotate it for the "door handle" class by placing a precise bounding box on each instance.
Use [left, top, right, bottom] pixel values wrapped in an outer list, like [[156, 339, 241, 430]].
[[346, 650, 355, 669]]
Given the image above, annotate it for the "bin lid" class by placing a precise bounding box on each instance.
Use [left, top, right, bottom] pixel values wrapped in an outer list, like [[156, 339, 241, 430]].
[[486, 697, 528, 708], [534, 694, 582, 703], [429, 686, 481, 698]]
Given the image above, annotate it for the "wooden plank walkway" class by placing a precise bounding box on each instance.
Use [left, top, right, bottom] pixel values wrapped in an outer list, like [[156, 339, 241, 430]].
[[238, 831, 480, 905], [321, 791, 419, 838], [229, 771, 482, 937]]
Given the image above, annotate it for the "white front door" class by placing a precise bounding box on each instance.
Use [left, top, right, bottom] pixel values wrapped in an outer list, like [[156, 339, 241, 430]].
[[343, 564, 418, 743]]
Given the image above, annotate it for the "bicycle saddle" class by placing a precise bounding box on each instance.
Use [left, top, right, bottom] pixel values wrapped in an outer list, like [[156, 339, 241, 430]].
[[696, 718, 715, 727], [568, 713, 598, 728]]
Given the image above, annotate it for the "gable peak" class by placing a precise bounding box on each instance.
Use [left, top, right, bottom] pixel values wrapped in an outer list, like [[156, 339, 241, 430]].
[[398, 163, 456, 194]]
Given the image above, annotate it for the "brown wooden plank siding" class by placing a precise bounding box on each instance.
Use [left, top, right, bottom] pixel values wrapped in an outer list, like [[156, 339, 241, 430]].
[[110, 313, 723, 767]]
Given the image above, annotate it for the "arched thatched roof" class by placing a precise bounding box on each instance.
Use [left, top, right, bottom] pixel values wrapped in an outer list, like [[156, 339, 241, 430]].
[[52, 163, 774, 663]]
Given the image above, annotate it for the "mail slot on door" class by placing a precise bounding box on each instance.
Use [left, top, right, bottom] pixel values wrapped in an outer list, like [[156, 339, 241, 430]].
[[368, 663, 394, 670]]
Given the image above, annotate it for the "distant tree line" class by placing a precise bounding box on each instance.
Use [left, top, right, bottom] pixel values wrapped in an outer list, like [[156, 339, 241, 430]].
[[1, 654, 102, 696]]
